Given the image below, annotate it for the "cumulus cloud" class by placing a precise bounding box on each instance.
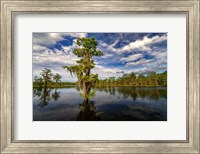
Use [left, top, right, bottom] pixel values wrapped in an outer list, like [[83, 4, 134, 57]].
[[133, 64, 167, 75], [104, 34, 167, 54], [33, 49, 78, 65], [128, 49, 167, 74], [33, 32, 87, 46], [120, 34, 166, 52], [120, 53, 143, 62], [116, 71, 125, 74], [33, 33, 62, 46], [125, 58, 155, 67], [92, 65, 124, 79], [102, 53, 113, 58], [64, 33, 87, 38], [134, 68, 156, 75], [151, 50, 167, 59], [32, 44, 49, 53]]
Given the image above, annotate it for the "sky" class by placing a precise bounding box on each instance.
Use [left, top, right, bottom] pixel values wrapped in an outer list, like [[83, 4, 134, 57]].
[[33, 33, 167, 82]]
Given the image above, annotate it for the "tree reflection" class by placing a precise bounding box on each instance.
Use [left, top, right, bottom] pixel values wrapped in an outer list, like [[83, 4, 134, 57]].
[[33, 87, 61, 107], [99, 86, 167, 101], [76, 85, 102, 120], [39, 88, 51, 107], [33, 88, 42, 97], [75, 75, 104, 120], [52, 89, 60, 101], [76, 99, 101, 121]]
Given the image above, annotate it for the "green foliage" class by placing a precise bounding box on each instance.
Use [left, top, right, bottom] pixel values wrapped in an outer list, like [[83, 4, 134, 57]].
[[40, 68, 53, 88], [33, 68, 67, 88], [53, 73, 62, 87], [53, 73, 62, 83], [33, 76, 43, 87], [89, 90, 96, 99], [96, 71, 167, 87], [63, 37, 103, 100]]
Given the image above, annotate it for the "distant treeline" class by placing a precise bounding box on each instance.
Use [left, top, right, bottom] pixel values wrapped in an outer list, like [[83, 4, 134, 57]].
[[96, 71, 167, 87], [33, 81, 77, 88], [33, 68, 167, 88]]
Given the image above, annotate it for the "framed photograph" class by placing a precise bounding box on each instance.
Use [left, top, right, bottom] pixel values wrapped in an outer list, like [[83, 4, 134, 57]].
[[32, 32, 167, 121], [1, 0, 199, 153]]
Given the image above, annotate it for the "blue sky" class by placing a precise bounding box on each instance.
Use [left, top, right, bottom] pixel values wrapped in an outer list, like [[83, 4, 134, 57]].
[[33, 33, 167, 82]]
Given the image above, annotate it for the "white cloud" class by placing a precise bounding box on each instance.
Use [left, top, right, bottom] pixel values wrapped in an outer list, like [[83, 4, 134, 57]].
[[120, 34, 166, 52], [33, 32, 88, 47], [63, 33, 87, 38], [128, 49, 167, 73], [133, 63, 167, 74], [33, 33, 63, 46], [133, 67, 156, 74], [102, 53, 113, 58], [92, 65, 124, 79], [99, 42, 108, 47], [61, 45, 73, 54], [125, 58, 154, 67], [151, 50, 167, 59], [33, 45, 48, 52], [120, 53, 143, 62], [33, 47, 79, 66], [105, 34, 167, 54], [48, 33, 63, 40]]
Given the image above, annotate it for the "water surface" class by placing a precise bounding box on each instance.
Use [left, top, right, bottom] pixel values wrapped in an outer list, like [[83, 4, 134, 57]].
[[33, 86, 167, 121]]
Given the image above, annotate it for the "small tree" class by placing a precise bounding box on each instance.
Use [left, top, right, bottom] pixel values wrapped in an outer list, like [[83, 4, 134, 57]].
[[33, 76, 39, 86], [53, 73, 62, 87], [33, 76, 43, 87], [40, 68, 53, 88], [63, 37, 103, 100]]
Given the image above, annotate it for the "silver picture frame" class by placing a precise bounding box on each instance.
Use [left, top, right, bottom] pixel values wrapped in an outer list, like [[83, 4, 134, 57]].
[[0, 0, 199, 153]]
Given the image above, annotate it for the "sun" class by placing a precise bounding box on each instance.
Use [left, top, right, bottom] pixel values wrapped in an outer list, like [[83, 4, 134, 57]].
[[49, 33, 59, 38]]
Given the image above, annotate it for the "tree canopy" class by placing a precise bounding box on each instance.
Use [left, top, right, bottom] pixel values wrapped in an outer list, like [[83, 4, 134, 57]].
[[63, 37, 103, 100]]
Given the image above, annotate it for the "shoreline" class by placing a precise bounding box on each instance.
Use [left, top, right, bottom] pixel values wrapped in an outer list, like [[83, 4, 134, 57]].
[[33, 85, 167, 88]]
